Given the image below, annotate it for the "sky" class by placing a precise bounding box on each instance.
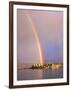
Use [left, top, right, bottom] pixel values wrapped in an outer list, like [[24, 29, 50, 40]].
[[17, 9, 63, 64]]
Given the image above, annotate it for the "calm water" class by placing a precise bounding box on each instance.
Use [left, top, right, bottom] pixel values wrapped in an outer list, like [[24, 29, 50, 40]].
[[17, 68, 63, 80]]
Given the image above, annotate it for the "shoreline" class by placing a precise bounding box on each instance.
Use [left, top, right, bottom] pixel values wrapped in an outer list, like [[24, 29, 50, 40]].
[[18, 63, 63, 70]]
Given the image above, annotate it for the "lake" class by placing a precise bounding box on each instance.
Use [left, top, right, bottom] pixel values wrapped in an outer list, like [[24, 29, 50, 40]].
[[17, 67, 63, 80]]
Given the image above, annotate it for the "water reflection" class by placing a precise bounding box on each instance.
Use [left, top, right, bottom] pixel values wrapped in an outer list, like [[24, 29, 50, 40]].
[[17, 67, 63, 80]]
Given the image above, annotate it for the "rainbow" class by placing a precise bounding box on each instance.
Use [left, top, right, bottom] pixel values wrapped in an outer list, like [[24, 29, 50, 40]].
[[25, 14, 43, 65]]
